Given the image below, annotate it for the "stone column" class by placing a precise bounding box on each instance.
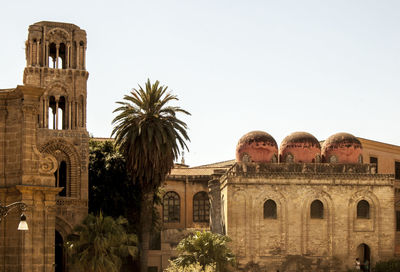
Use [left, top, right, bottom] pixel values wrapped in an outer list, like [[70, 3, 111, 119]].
[[66, 43, 70, 68], [68, 101, 72, 130], [55, 97, 59, 130], [83, 46, 87, 69], [56, 44, 60, 69], [36, 41, 40, 66], [28, 41, 32, 67], [76, 46, 80, 70], [208, 178, 223, 234], [45, 41, 49, 67]]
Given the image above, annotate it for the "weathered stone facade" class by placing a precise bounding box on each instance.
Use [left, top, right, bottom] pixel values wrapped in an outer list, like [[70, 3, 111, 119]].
[[0, 21, 88, 272], [220, 162, 394, 271], [151, 134, 400, 272]]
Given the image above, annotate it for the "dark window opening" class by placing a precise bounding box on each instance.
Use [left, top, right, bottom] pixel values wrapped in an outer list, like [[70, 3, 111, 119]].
[[357, 200, 370, 219], [310, 200, 324, 219], [59, 43, 66, 69], [55, 230, 65, 272], [49, 43, 57, 68], [149, 230, 161, 250], [397, 211, 400, 231], [263, 199, 277, 219], [193, 191, 209, 222], [395, 162, 400, 180], [370, 157, 378, 173], [163, 192, 180, 223], [54, 161, 67, 197]]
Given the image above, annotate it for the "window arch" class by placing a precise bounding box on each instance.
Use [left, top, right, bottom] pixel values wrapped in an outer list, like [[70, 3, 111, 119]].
[[263, 199, 277, 219], [54, 160, 67, 197], [193, 191, 209, 222], [310, 200, 324, 219], [163, 191, 180, 223], [357, 200, 370, 219]]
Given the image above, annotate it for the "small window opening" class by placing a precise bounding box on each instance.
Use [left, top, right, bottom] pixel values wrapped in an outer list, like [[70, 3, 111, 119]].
[[395, 162, 400, 180], [370, 157, 378, 173], [54, 161, 67, 197], [59, 43, 66, 69], [310, 200, 324, 219], [49, 43, 57, 68], [357, 200, 370, 219], [396, 211, 400, 231], [263, 200, 277, 219], [48, 96, 56, 129], [58, 96, 66, 129]]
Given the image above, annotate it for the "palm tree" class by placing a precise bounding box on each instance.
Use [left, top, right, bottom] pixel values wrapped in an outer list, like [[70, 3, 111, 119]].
[[174, 231, 236, 272], [112, 79, 190, 272], [66, 213, 138, 272]]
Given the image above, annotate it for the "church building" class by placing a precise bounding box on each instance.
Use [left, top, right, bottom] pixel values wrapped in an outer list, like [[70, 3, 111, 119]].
[[151, 131, 400, 272], [0, 21, 89, 272]]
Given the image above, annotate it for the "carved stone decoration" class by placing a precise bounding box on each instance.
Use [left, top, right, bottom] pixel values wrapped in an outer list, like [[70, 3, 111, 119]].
[[32, 146, 58, 175], [39, 154, 58, 174], [46, 28, 70, 44]]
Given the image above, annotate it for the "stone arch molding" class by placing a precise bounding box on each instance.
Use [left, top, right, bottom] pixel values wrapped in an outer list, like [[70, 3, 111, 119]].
[[255, 187, 288, 256], [55, 216, 74, 239], [301, 189, 334, 256], [39, 139, 81, 198], [348, 189, 380, 233], [47, 28, 70, 43], [45, 81, 70, 97]]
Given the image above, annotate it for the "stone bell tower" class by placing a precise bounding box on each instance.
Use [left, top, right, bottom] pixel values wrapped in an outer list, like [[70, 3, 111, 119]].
[[22, 21, 89, 271]]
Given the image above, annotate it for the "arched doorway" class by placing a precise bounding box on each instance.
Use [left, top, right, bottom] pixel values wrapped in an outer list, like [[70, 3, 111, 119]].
[[55, 230, 66, 272], [357, 243, 371, 269]]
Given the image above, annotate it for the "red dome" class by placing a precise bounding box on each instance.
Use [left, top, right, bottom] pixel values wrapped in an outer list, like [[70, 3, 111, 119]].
[[236, 131, 278, 163], [279, 132, 321, 163], [321, 133, 363, 163]]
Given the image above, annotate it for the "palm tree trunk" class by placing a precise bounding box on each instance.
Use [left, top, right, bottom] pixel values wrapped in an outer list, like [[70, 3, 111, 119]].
[[140, 191, 154, 272]]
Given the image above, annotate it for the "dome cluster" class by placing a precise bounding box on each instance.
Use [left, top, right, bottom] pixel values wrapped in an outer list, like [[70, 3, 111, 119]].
[[236, 131, 363, 164]]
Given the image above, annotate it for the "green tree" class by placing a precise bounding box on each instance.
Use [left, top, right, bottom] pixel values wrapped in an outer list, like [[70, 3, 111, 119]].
[[89, 140, 135, 220], [112, 79, 190, 272], [66, 213, 138, 272], [174, 231, 236, 272], [165, 260, 215, 272]]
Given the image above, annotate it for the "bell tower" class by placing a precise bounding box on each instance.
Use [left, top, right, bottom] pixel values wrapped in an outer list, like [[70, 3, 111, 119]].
[[23, 21, 89, 271], [24, 21, 88, 130]]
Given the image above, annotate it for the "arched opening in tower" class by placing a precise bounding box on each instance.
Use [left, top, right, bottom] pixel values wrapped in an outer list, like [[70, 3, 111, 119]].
[[49, 43, 57, 68], [58, 96, 66, 129], [59, 43, 66, 69], [54, 160, 67, 197], [55, 230, 66, 272], [49, 96, 56, 129]]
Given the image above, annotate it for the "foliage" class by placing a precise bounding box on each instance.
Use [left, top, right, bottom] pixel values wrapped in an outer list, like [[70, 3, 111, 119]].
[[66, 213, 138, 272], [112, 79, 190, 272], [373, 258, 400, 272], [89, 140, 134, 219], [174, 231, 235, 272], [165, 261, 215, 272], [112, 79, 190, 192], [89, 139, 162, 234]]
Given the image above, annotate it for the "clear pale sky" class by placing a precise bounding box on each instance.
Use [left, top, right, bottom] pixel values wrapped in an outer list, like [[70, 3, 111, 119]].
[[1, 1, 400, 166]]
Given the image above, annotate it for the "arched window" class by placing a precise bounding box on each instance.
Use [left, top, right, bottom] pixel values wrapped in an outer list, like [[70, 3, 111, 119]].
[[193, 192, 209, 222], [263, 200, 277, 219], [54, 160, 67, 197], [163, 192, 180, 223], [310, 200, 324, 219], [357, 200, 370, 219]]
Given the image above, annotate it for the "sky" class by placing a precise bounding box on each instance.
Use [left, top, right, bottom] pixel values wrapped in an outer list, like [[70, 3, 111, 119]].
[[1, 0, 400, 166]]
